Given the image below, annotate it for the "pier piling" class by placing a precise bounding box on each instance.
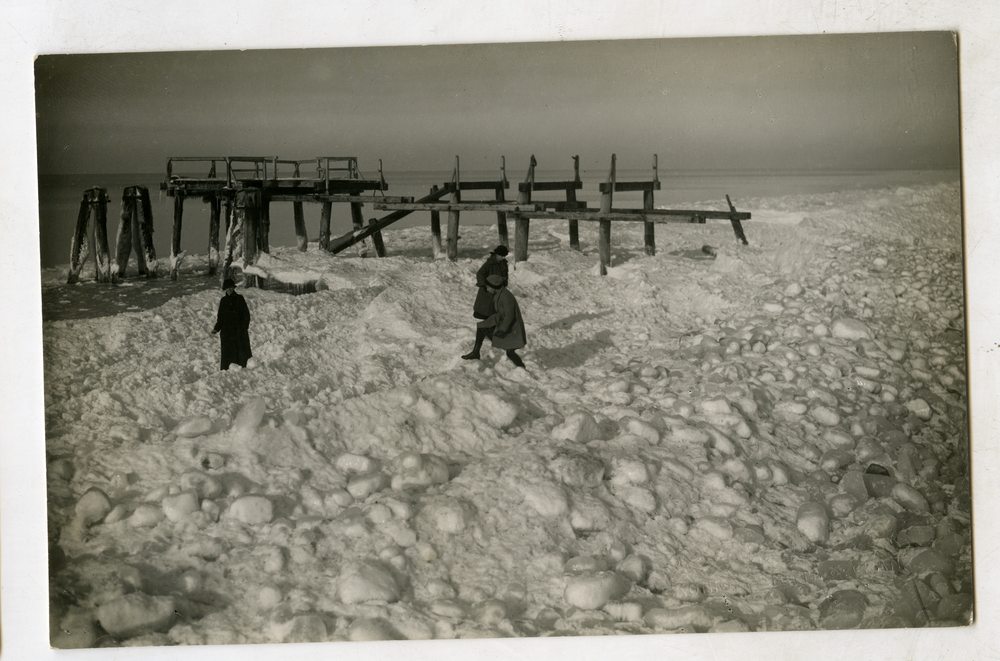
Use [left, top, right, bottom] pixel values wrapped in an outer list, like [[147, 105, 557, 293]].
[[68, 187, 112, 284]]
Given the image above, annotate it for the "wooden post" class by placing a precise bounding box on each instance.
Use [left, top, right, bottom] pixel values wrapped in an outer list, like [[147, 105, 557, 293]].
[[135, 186, 157, 278], [496, 156, 509, 247], [644, 155, 657, 256], [208, 193, 222, 274], [599, 154, 615, 276], [170, 193, 184, 281], [430, 184, 443, 258], [293, 201, 308, 252], [224, 188, 262, 286], [113, 188, 135, 283], [726, 194, 750, 245], [92, 188, 112, 283], [447, 156, 461, 261], [568, 155, 580, 251], [260, 193, 271, 253], [242, 189, 261, 287], [222, 192, 243, 282], [368, 218, 387, 257], [643, 188, 656, 256], [68, 192, 92, 284], [514, 155, 535, 264], [350, 201, 369, 257], [319, 201, 332, 251]]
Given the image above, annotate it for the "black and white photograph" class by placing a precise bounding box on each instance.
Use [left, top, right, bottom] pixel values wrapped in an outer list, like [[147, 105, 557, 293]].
[[4, 3, 1000, 661]]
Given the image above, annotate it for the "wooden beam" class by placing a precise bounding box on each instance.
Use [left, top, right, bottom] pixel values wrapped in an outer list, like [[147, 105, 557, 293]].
[[442, 180, 510, 191], [328, 186, 451, 254], [518, 180, 584, 192], [507, 208, 751, 222], [268, 194, 414, 204], [599, 180, 663, 193]]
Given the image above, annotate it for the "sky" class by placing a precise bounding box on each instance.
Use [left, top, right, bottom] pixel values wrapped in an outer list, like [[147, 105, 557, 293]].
[[33, 32, 961, 175]]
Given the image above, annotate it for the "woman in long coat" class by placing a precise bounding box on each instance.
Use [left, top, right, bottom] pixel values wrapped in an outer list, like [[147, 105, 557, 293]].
[[462, 245, 509, 360], [476, 273, 526, 368], [211, 278, 252, 370]]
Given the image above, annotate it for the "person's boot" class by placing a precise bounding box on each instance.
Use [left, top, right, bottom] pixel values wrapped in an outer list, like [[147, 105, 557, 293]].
[[462, 328, 485, 360], [506, 350, 525, 368]]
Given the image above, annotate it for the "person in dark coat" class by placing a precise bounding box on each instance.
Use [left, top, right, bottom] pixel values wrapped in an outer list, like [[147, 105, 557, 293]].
[[473, 273, 526, 368], [462, 245, 509, 360], [211, 278, 252, 370]]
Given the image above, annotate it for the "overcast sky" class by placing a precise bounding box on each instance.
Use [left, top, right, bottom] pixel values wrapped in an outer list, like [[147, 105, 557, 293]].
[[34, 32, 960, 175]]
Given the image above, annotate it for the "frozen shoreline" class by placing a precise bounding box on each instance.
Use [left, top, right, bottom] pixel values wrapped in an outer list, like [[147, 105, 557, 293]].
[[44, 179, 970, 647]]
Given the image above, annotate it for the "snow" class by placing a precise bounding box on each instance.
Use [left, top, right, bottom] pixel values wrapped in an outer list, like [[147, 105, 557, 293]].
[[43, 180, 971, 648]]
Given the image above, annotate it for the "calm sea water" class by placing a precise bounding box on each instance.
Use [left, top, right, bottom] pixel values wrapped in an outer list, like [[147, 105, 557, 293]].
[[37, 168, 958, 269]]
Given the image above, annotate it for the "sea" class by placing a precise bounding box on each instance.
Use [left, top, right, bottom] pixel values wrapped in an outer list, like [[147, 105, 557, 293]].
[[37, 168, 960, 270]]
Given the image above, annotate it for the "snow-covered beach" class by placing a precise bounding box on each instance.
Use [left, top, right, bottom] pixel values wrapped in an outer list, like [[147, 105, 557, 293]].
[[43, 178, 970, 647]]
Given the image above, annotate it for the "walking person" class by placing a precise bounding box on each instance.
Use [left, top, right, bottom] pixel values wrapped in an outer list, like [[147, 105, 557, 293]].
[[211, 278, 253, 370], [470, 273, 526, 368], [462, 245, 509, 360]]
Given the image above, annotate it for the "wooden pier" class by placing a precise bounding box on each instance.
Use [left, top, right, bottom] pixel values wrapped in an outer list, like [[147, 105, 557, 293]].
[[152, 152, 751, 286], [160, 156, 399, 280]]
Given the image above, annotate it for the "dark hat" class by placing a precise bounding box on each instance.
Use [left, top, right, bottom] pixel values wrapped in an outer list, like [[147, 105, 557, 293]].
[[222, 278, 236, 290], [492, 245, 509, 256], [486, 274, 504, 288]]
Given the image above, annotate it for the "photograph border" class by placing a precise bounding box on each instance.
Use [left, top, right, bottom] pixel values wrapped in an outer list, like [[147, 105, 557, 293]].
[[3, 2, 997, 660]]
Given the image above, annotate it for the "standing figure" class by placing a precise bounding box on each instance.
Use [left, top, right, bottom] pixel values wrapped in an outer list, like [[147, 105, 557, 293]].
[[462, 245, 509, 360], [211, 278, 253, 370], [474, 273, 526, 368]]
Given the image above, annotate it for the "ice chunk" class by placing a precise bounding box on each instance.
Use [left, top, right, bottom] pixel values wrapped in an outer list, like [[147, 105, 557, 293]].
[[174, 416, 214, 438], [96, 593, 177, 638], [75, 488, 111, 526], [564, 572, 631, 610], [337, 561, 400, 604], [231, 397, 267, 442], [796, 501, 830, 544], [552, 410, 604, 443], [227, 495, 274, 525]]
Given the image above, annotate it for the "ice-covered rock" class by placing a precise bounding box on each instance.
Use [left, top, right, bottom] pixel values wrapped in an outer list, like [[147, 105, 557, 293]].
[[96, 593, 177, 638], [819, 589, 867, 629], [796, 501, 830, 544], [891, 483, 930, 513], [174, 416, 214, 438], [162, 490, 200, 522], [831, 318, 873, 340], [231, 397, 267, 442], [75, 488, 111, 526], [336, 453, 379, 475], [129, 504, 165, 527], [644, 605, 714, 632], [552, 411, 604, 443], [695, 516, 734, 540], [520, 483, 569, 517], [227, 495, 274, 525], [337, 561, 400, 604], [347, 617, 401, 641], [563, 572, 631, 610], [419, 497, 474, 533], [905, 398, 933, 420], [391, 453, 449, 490], [180, 471, 223, 499]]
